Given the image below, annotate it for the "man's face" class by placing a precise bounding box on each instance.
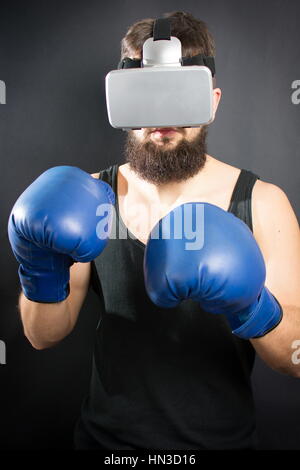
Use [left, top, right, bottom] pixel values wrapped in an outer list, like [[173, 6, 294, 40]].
[[124, 124, 209, 185], [123, 51, 221, 185]]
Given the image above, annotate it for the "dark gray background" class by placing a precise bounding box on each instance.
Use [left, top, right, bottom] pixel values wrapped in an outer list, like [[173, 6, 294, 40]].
[[0, 0, 300, 450]]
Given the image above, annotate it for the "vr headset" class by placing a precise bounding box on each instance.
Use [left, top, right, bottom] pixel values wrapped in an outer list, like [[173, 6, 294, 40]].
[[105, 17, 216, 130]]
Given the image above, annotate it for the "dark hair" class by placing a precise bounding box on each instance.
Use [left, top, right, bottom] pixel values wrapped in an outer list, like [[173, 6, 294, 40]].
[[120, 11, 216, 84]]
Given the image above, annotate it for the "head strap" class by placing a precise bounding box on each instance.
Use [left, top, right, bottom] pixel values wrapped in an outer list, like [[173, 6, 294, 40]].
[[118, 17, 215, 76]]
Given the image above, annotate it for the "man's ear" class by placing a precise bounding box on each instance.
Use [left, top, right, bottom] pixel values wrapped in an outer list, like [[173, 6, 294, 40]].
[[211, 88, 222, 121]]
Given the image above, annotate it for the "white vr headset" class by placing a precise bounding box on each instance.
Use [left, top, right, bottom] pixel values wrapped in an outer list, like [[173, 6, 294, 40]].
[[105, 17, 216, 130]]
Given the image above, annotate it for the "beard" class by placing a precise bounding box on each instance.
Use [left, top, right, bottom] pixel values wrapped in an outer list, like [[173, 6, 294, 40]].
[[124, 125, 208, 185]]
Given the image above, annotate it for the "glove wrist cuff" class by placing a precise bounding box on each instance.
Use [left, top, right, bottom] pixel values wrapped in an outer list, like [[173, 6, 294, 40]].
[[19, 264, 70, 303], [231, 287, 283, 340]]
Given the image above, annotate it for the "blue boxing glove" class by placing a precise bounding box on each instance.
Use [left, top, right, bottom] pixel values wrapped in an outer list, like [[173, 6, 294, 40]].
[[8, 166, 115, 303], [144, 202, 282, 340]]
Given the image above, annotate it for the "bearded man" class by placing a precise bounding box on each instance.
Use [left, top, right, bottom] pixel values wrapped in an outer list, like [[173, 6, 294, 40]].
[[9, 11, 300, 450]]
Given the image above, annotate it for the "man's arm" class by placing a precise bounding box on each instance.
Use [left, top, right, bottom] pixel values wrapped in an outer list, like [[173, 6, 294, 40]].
[[19, 261, 91, 350], [251, 180, 300, 377], [17, 171, 104, 350]]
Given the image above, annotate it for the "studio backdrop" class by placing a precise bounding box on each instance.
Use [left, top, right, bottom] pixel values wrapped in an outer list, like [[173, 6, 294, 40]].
[[0, 0, 300, 450]]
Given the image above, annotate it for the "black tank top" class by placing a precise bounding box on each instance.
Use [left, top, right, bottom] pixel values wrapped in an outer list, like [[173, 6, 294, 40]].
[[74, 165, 260, 450]]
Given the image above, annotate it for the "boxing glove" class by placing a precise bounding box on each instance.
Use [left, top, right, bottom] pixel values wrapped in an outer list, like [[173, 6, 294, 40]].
[[144, 202, 282, 339], [8, 166, 115, 302]]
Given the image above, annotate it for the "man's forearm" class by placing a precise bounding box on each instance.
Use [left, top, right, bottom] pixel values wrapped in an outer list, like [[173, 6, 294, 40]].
[[19, 292, 74, 349], [250, 305, 300, 377]]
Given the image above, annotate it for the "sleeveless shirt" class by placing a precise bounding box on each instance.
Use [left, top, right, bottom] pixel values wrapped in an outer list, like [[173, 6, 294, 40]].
[[74, 164, 260, 450]]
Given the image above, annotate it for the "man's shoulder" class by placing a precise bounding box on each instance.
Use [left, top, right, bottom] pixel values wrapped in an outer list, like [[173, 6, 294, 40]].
[[252, 177, 296, 241], [252, 178, 289, 208], [213, 157, 287, 204], [90, 163, 121, 180]]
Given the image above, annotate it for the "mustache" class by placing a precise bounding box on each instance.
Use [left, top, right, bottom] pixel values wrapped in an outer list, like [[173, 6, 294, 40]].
[[146, 127, 184, 137]]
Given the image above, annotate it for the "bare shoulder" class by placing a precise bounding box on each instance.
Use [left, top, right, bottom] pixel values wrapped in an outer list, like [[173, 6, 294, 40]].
[[118, 162, 132, 180], [91, 165, 126, 180], [252, 178, 299, 240], [252, 179, 293, 215], [253, 178, 287, 198]]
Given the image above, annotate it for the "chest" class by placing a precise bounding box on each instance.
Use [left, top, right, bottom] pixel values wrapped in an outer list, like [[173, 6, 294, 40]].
[[118, 189, 234, 245]]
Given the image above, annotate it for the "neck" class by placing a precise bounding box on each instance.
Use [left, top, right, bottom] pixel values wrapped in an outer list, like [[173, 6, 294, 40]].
[[128, 154, 214, 207]]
